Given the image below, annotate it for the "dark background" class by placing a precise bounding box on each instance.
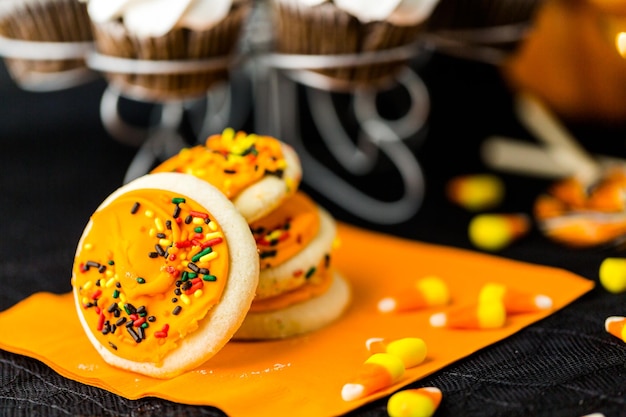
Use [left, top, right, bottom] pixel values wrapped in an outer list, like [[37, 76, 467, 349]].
[[1, 46, 625, 416]]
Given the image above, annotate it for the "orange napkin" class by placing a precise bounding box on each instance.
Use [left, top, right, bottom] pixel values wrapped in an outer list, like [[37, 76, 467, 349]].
[[0, 223, 593, 417]]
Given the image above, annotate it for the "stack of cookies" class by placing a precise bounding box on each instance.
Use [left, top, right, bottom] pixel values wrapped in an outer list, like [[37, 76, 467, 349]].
[[152, 128, 352, 340]]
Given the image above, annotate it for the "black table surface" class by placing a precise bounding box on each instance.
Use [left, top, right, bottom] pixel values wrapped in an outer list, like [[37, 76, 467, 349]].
[[0, 50, 625, 417]]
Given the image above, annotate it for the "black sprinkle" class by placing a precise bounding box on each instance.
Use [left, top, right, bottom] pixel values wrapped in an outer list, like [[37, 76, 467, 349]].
[[109, 342, 118, 350], [156, 233, 166, 239], [260, 250, 277, 259], [98, 265, 107, 273], [148, 316, 156, 322], [171, 297, 178, 303], [137, 306, 146, 315], [165, 220, 172, 230], [188, 262, 199, 272], [116, 317, 127, 326], [107, 303, 119, 314], [86, 261, 100, 269], [127, 327, 141, 343], [174, 288, 181, 296], [173, 206, 181, 219], [111, 324, 117, 334], [155, 244, 165, 257], [199, 268, 210, 275], [149, 252, 159, 258], [184, 215, 192, 224], [137, 326, 145, 340], [131, 202, 140, 214], [173, 306, 182, 316]]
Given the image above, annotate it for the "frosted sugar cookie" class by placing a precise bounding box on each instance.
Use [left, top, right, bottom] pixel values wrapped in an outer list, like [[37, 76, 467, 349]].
[[71, 172, 259, 378], [152, 128, 302, 223], [251, 192, 337, 300], [234, 270, 351, 340]]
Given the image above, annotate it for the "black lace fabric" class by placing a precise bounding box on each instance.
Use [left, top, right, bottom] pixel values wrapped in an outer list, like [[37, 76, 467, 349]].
[[1, 51, 625, 417]]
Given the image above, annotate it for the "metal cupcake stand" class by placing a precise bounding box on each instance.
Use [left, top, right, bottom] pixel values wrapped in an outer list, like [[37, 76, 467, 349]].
[[0, 3, 530, 225]]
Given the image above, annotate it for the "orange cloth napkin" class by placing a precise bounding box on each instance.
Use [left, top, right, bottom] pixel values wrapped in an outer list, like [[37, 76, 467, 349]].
[[0, 223, 594, 417]]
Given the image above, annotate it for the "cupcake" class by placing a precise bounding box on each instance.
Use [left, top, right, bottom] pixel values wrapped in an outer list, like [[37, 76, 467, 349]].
[[425, 0, 544, 59], [0, 0, 94, 90], [271, 0, 440, 88], [427, 0, 543, 30], [83, 0, 252, 101]]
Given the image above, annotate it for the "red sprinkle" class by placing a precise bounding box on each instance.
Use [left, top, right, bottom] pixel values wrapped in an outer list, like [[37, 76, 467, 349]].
[[169, 254, 177, 261], [189, 210, 208, 219], [133, 317, 146, 327], [175, 240, 192, 248], [293, 269, 303, 277], [203, 237, 223, 248], [185, 278, 204, 295], [91, 289, 102, 300], [154, 331, 167, 338], [97, 312, 105, 331], [129, 314, 138, 321]]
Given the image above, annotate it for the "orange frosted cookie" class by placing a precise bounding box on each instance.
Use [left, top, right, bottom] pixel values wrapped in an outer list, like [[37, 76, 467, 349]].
[[151, 128, 302, 223], [72, 173, 259, 378], [235, 195, 350, 340], [251, 192, 337, 300]]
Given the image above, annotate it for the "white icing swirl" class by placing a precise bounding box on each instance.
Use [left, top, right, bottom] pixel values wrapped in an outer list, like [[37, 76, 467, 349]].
[[277, 0, 440, 26], [82, 0, 234, 37]]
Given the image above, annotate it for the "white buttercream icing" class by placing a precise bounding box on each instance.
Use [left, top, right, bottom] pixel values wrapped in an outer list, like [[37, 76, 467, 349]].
[[277, 0, 439, 26], [83, 0, 234, 37]]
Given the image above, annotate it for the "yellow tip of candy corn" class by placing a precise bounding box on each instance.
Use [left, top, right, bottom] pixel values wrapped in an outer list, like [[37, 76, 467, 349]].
[[366, 337, 427, 369], [468, 213, 530, 251], [599, 258, 626, 294], [387, 387, 442, 417], [446, 174, 504, 212]]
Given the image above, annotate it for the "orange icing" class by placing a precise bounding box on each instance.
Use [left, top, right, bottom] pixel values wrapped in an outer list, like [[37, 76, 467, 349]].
[[72, 189, 229, 364], [250, 192, 320, 269], [151, 128, 289, 199], [249, 262, 333, 313]]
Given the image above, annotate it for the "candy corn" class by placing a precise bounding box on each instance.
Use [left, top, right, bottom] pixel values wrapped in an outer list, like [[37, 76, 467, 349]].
[[599, 258, 626, 294], [387, 387, 442, 417], [605, 316, 626, 342], [479, 282, 553, 314], [378, 276, 450, 313], [430, 299, 506, 330], [341, 353, 405, 401], [446, 174, 505, 212], [468, 213, 530, 251], [366, 337, 427, 369]]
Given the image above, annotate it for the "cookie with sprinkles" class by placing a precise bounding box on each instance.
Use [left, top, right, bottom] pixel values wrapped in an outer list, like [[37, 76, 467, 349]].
[[71, 172, 259, 379], [234, 192, 351, 340], [250, 191, 338, 300], [151, 128, 302, 223]]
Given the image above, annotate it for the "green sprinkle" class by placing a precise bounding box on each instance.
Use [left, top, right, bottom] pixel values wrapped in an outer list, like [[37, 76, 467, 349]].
[[194, 227, 203, 233], [108, 260, 115, 265], [141, 322, 149, 329], [172, 197, 186, 204], [112, 290, 120, 299], [203, 275, 217, 282], [136, 277, 146, 284], [192, 247, 212, 262], [188, 272, 197, 278], [305, 267, 316, 279]]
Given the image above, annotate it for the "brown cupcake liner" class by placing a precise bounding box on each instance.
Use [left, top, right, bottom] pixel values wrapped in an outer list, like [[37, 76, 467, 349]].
[[273, 2, 426, 87], [0, 0, 92, 82], [91, 3, 251, 102], [427, 0, 543, 30]]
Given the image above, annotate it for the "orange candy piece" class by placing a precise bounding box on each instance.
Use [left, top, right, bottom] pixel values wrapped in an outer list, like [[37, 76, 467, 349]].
[[430, 299, 507, 330], [479, 283, 553, 314], [387, 387, 443, 417], [605, 316, 626, 342], [378, 276, 450, 313], [341, 353, 405, 402]]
